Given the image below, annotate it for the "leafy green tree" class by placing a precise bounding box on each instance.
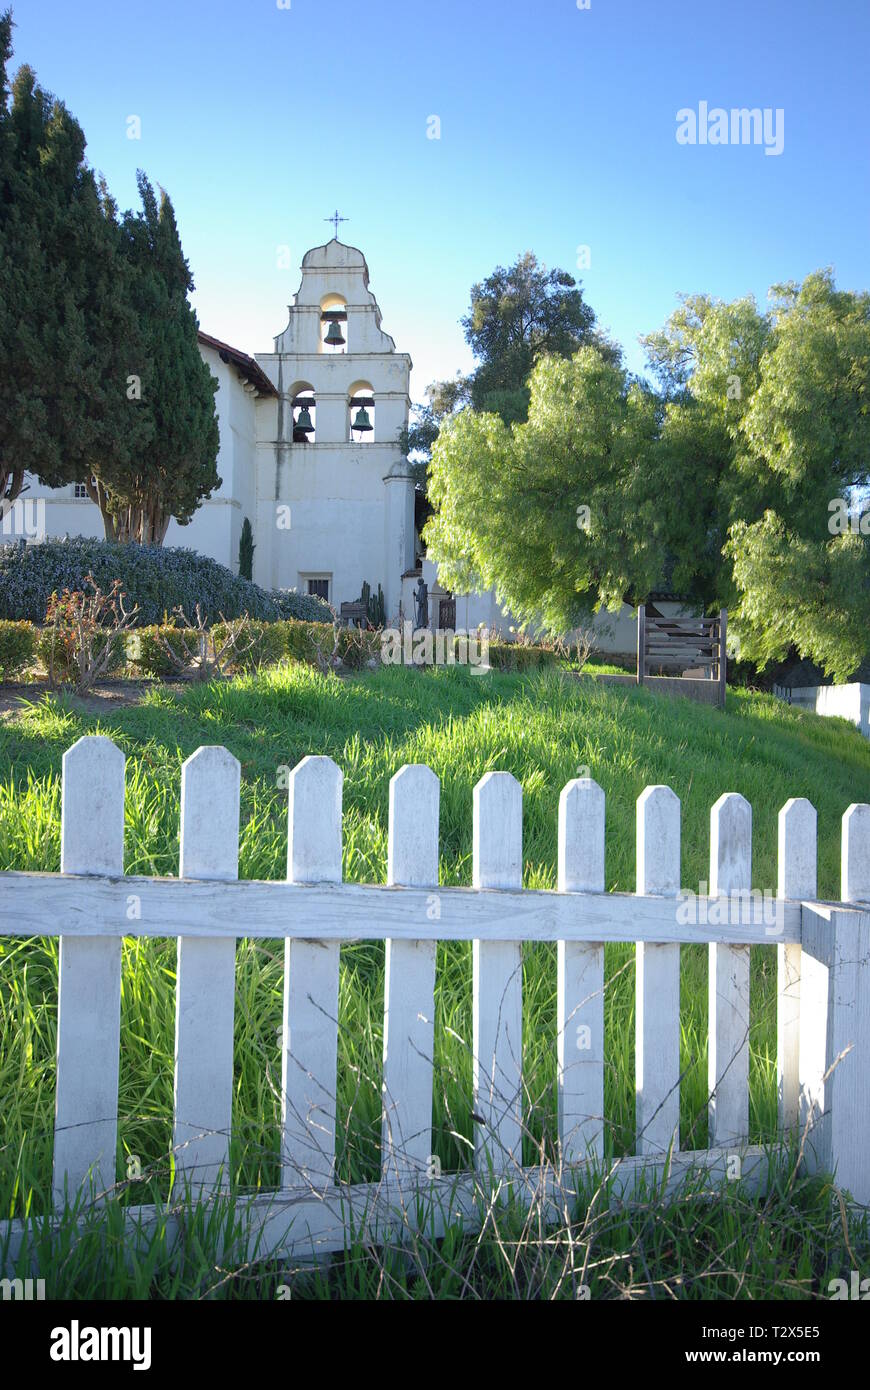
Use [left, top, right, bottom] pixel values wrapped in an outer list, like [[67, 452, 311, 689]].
[[724, 273, 870, 679], [426, 270, 870, 677], [430, 252, 616, 428], [425, 347, 659, 632]]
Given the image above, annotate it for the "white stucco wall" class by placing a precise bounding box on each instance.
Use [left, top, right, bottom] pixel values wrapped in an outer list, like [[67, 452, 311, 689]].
[[778, 683, 870, 739]]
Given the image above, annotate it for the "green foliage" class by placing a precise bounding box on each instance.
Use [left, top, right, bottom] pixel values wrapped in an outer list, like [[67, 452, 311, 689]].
[[238, 517, 254, 582], [104, 172, 219, 543], [458, 252, 618, 423], [0, 618, 36, 678], [425, 347, 660, 631], [211, 619, 286, 672], [427, 269, 870, 678], [485, 642, 562, 672], [0, 537, 333, 626], [129, 625, 191, 677], [0, 26, 218, 542], [36, 621, 126, 684], [726, 513, 870, 683], [0, 18, 145, 516], [274, 618, 381, 670]]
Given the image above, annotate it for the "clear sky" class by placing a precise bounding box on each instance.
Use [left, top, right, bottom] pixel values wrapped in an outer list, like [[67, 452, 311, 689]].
[[6, 0, 870, 400]]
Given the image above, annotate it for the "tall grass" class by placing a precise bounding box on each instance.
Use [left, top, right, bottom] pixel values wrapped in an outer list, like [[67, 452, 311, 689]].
[[2, 663, 869, 1296]]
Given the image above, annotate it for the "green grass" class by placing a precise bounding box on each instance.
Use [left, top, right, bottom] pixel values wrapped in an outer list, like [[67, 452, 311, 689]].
[[2, 661, 870, 1297]]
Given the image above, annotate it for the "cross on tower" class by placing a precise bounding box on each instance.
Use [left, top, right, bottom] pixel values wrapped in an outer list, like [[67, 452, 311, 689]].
[[325, 209, 348, 239]]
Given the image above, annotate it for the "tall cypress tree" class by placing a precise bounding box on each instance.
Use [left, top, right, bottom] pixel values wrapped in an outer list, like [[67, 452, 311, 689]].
[[108, 172, 220, 544], [0, 14, 149, 526], [0, 18, 218, 544]]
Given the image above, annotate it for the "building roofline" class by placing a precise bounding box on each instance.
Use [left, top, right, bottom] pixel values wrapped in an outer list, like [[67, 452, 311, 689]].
[[198, 330, 278, 397]]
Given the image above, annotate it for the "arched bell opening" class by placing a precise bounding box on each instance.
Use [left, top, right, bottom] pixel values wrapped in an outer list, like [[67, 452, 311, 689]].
[[290, 383, 316, 443], [348, 382, 375, 442], [320, 293, 347, 354]]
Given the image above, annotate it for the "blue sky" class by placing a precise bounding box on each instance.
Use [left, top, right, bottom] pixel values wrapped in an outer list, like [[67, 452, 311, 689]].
[[7, 0, 870, 399]]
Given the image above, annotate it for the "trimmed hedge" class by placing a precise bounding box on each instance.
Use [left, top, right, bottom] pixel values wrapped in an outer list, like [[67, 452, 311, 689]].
[[211, 620, 288, 672], [128, 626, 192, 677], [277, 619, 381, 670], [0, 620, 37, 679], [0, 538, 333, 627], [36, 625, 126, 683]]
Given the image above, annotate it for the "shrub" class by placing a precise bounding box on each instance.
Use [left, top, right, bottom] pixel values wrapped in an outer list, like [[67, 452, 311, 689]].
[[211, 619, 286, 671], [273, 619, 382, 671], [337, 626, 382, 669], [268, 588, 335, 624], [0, 620, 37, 680], [280, 619, 329, 665], [0, 538, 333, 626], [37, 580, 134, 689], [129, 626, 193, 677], [139, 607, 257, 683]]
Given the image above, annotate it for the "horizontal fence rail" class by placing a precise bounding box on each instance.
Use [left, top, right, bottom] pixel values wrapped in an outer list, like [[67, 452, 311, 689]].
[[1, 735, 869, 1272]]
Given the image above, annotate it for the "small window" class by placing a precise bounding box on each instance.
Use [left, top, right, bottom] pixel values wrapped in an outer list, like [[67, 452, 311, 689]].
[[306, 577, 330, 601], [73, 476, 96, 499]]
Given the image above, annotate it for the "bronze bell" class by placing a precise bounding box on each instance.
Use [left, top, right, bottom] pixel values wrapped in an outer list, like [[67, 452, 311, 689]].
[[324, 317, 345, 347], [352, 405, 373, 434], [294, 403, 314, 434]]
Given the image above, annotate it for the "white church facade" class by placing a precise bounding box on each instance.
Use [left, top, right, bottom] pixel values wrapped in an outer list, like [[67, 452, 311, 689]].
[[19, 235, 640, 652], [23, 239, 426, 623]]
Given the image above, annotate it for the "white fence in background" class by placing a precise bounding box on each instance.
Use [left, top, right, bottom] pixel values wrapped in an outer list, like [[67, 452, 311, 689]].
[[1, 735, 869, 1270]]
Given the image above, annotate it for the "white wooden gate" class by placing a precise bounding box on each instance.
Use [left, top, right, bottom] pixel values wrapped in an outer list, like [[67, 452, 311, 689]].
[[1, 735, 869, 1268]]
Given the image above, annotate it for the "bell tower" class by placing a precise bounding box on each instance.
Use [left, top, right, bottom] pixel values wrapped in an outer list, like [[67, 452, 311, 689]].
[[253, 237, 415, 619]]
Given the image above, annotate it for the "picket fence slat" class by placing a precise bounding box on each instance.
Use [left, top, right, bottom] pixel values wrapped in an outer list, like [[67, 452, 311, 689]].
[[282, 756, 343, 1188], [800, 900, 870, 1200], [173, 746, 240, 1192], [382, 765, 440, 1181], [776, 798, 816, 1133], [635, 785, 681, 1156], [557, 778, 605, 1163], [8, 735, 868, 1236], [842, 803, 870, 903], [53, 736, 126, 1209], [708, 793, 752, 1147], [473, 772, 523, 1174]]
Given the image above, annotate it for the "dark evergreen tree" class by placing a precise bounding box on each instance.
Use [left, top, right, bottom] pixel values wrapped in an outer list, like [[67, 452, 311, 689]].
[[0, 18, 217, 543], [429, 252, 618, 428], [238, 516, 254, 580], [109, 172, 219, 544]]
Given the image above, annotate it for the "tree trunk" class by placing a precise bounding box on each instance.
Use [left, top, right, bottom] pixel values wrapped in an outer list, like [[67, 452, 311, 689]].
[[85, 476, 172, 546], [0, 461, 26, 525]]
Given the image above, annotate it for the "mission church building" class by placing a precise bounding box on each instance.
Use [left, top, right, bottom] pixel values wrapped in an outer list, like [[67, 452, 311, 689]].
[[25, 234, 490, 628], [23, 233, 641, 650]]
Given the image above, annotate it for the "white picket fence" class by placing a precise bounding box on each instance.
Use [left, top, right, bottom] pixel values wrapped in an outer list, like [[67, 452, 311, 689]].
[[1, 734, 869, 1271]]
